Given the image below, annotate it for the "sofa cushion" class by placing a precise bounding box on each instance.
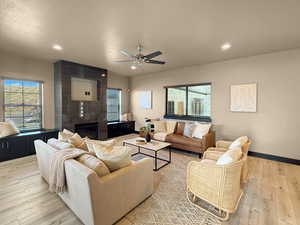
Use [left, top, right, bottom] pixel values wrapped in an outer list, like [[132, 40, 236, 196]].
[[152, 120, 167, 133], [183, 123, 195, 138], [95, 148, 132, 172], [47, 138, 74, 150], [153, 132, 168, 142], [192, 123, 211, 139], [0, 120, 20, 138], [175, 122, 185, 135], [77, 154, 110, 177], [166, 134, 202, 148], [229, 136, 248, 149], [216, 147, 242, 165]]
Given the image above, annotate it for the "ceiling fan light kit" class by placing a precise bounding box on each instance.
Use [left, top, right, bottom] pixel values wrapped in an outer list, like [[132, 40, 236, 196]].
[[115, 44, 166, 69]]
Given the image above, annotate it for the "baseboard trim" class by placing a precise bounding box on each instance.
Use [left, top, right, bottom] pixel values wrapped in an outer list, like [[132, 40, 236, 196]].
[[248, 151, 300, 165]]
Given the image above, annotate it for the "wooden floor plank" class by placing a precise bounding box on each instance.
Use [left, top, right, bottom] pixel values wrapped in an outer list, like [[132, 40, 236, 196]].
[[1, 153, 300, 225]]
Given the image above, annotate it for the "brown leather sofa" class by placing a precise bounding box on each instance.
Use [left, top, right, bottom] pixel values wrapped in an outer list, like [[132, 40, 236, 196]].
[[153, 122, 215, 157]]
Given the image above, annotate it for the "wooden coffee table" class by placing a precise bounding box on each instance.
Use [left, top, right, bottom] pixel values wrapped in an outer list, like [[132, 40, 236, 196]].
[[123, 137, 171, 171]]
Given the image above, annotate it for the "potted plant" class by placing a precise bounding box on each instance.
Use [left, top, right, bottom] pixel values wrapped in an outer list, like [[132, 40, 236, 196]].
[[139, 124, 151, 142]]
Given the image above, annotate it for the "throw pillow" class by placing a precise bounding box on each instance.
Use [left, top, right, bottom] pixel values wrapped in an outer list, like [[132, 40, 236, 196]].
[[165, 120, 177, 134], [95, 148, 132, 172], [47, 138, 74, 150], [183, 123, 195, 138], [86, 139, 116, 154], [68, 133, 89, 151], [216, 147, 242, 165], [229, 136, 248, 149], [63, 129, 74, 135], [152, 120, 167, 133], [58, 132, 73, 142], [192, 123, 211, 139], [77, 154, 110, 177], [0, 120, 20, 138]]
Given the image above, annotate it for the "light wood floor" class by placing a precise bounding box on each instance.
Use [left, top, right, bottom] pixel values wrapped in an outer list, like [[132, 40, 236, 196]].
[[0, 154, 299, 225]]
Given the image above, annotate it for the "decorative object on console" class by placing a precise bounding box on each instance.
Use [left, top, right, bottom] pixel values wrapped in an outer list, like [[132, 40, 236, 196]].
[[139, 91, 152, 109], [230, 83, 257, 112], [121, 112, 133, 121], [0, 120, 20, 138]]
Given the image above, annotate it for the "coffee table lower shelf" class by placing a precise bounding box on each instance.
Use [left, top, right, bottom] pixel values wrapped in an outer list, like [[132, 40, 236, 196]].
[[123, 142, 171, 171]]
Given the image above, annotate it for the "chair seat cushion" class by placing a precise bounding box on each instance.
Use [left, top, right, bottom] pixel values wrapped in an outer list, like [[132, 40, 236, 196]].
[[166, 134, 202, 147]]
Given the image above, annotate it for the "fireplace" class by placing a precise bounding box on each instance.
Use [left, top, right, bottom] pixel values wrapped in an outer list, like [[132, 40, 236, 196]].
[[75, 122, 99, 139]]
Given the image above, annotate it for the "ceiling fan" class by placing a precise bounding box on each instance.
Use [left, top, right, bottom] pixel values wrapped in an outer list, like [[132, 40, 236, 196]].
[[114, 44, 166, 69]]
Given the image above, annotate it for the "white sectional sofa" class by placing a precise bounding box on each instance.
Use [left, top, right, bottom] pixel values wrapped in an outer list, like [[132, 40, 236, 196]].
[[34, 140, 154, 225]]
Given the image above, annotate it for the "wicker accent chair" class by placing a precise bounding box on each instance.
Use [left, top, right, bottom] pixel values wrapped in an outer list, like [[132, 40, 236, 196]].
[[186, 152, 247, 221], [207, 139, 251, 183]]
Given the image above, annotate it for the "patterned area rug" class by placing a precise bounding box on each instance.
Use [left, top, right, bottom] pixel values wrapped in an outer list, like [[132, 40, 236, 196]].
[[113, 135, 221, 225]]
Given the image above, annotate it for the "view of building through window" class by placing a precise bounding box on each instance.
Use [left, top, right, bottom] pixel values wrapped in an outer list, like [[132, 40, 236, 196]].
[[166, 83, 211, 119], [3, 79, 43, 130], [107, 88, 121, 122]]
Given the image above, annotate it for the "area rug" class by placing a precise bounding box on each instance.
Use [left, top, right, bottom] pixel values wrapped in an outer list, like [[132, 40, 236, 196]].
[[114, 135, 221, 225]]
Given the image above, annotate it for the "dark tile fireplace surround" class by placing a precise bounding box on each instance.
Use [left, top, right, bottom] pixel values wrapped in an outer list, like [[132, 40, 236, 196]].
[[75, 122, 99, 139], [54, 60, 108, 140]]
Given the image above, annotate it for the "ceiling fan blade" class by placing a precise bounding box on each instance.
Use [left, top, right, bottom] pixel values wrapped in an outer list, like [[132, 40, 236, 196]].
[[113, 59, 135, 63], [120, 50, 135, 58], [145, 59, 165, 64], [143, 51, 162, 59]]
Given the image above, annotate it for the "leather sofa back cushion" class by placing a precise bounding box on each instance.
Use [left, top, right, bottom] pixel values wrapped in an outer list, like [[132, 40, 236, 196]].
[[175, 122, 185, 135], [77, 154, 110, 177]]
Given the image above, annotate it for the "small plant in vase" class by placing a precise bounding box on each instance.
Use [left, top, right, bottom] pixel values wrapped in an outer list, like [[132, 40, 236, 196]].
[[139, 124, 152, 142]]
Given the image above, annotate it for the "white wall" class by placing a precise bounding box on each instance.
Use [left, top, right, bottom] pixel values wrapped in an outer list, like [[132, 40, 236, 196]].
[[0, 51, 131, 129], [0, 51, 55, 129], [130, 49, 300, 159], [107, 71, 130, 114]]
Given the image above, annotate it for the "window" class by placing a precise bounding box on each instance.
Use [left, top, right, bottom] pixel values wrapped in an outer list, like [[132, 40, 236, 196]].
[[165, 83, 211, 121], [107, 88, 121, 122], [2, 79, 43, 130]]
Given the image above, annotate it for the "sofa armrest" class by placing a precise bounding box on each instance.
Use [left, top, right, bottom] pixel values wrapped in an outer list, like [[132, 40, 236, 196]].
[[203, 151, 223, 161], [216, 140, 232, 149], [202, 131, 216, 152], [88, 158, 154, 225], [187, 161, 225, 193]]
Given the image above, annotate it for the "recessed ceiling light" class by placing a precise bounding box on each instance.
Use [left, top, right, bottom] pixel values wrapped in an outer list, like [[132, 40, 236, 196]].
[[131, 65, 137, 70], [221, 42, 231, 51], [101, 74, 106, 77], [52, 44, 63, 51]]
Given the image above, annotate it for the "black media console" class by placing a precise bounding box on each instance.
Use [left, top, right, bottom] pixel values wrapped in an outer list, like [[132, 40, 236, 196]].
[[0, 129, 58, 162]]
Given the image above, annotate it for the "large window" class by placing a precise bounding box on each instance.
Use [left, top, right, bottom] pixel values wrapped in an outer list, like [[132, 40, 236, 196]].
[[165, 83, 211, 121], [107, 88, 121, 122], [1, 79, 43, 130]]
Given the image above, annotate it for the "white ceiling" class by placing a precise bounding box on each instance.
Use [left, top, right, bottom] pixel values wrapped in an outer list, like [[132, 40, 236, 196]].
[[1, 0, 300, 76]]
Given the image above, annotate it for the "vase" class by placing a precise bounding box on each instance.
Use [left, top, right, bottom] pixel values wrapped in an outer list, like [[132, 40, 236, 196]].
[[145, 132, 151, 142]]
